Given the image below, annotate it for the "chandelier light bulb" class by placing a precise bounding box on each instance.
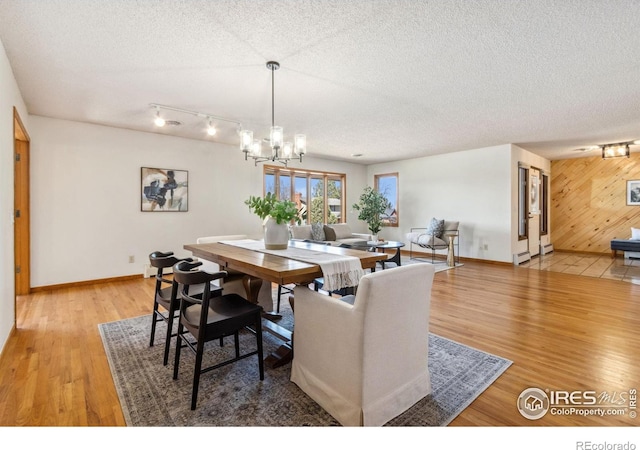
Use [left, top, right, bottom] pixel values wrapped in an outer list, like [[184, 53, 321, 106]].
[[240, 130, 253, 152], [270, 126, 283, 149], [294, 134, 306, 156], [251, 139, 262, 157], [282, 142, 293, 159]]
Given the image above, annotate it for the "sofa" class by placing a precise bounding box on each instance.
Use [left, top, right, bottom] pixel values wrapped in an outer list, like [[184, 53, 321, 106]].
[[611, 227, 640, 258], [290, 223, 372, 247]]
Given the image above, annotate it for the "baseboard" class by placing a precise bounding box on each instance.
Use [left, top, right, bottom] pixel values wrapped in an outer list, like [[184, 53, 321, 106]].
[[30, 274, 144, 293]]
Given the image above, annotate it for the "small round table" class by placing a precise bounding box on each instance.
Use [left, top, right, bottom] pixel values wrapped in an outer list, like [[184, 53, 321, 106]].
[[351, 241, 405, 269]]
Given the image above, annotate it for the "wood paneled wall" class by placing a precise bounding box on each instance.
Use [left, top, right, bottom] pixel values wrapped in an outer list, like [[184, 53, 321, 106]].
[[551, 153, 640, 253]]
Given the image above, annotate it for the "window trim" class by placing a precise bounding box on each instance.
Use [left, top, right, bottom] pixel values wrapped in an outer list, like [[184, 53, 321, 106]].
[[263, 165, 346, 224], [518, 166, 529, 240], [374, 172, 399, 227]]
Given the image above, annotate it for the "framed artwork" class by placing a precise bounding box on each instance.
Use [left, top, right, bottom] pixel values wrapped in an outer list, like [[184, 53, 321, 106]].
[[141, 167, 188, 211], [627, 180, 640, 206]]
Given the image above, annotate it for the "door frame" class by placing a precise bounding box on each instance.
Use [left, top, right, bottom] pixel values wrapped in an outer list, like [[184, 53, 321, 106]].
[[528, 166, 541, 257], [14, 107, 30, 306]]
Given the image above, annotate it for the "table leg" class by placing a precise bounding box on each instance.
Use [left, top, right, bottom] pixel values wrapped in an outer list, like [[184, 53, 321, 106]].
[[241, 275, 295, 368], [387, 247, 402, 267], [242, 275, 282, 320], [263, 294, 294, 369], [447, 236, 455, 267]]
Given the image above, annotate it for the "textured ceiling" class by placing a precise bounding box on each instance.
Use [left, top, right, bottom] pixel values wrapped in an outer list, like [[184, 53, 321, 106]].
[[1, 0, 639, 163]]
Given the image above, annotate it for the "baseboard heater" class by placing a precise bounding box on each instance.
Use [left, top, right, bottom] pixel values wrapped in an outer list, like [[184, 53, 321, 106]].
[[513, 251, 531, 265], [540, 243, 554, 255]]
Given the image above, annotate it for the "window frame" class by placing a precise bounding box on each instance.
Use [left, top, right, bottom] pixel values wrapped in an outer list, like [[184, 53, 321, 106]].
[[374, 172, 399, 227], [518, 166, 529, 240], [263, 165, 346, 224]]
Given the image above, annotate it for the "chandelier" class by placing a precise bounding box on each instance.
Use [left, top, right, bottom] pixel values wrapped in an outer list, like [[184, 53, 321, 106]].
[[240, 61, 306, 167]]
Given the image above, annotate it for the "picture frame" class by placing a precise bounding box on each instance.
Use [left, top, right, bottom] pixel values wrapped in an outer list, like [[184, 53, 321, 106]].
[[141, 167, 189, 212], [627, 180, 640, 206]]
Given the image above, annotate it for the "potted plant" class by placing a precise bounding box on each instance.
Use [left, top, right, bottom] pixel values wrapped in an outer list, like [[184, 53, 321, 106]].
[[352, 186, 391, 242], [245, 192, 300, 249]]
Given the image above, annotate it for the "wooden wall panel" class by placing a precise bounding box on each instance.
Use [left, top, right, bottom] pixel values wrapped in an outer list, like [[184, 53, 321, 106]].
[[551, 153, 640, 254]]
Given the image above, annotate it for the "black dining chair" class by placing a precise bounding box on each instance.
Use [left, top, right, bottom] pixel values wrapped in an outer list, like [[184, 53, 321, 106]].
[[172, 260, 264, 410], [148, 251, 221, 366]]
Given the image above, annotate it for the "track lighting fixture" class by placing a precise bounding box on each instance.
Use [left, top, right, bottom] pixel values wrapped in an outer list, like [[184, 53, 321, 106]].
[[149, 103, 239, 138]]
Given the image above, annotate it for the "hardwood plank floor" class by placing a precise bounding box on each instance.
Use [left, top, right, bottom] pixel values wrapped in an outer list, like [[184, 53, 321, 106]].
[[0, 259, 638, 427]]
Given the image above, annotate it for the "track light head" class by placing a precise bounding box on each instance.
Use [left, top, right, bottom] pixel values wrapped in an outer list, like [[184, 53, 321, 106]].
[[154, 109, 165, 127], [206, 118, 217, 136]]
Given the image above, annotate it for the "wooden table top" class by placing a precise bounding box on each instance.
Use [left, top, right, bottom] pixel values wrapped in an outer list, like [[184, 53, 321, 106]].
[[184, 240, 388, 285]]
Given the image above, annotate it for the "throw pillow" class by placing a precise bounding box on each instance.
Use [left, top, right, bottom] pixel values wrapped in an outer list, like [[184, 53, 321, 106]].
[[290, 225, 313, 240], [311, 223, 325, 241], [426, 217, 445, 238], [323, 225, 337, 241], [632, 227, 640, 240], [328, 223, 353, 240]]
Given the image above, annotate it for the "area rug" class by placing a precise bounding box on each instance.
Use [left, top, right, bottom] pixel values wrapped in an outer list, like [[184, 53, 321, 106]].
[[99, 306, 511, 427]]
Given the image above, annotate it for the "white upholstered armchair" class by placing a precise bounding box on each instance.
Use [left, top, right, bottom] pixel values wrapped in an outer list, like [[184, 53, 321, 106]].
[[290, 263, 435, 426]]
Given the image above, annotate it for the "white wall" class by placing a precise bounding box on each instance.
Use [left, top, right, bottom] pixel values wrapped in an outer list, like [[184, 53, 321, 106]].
[[0, 39, 29, 353], [29, 116, 368, 287], [367, 145, 516, 262]]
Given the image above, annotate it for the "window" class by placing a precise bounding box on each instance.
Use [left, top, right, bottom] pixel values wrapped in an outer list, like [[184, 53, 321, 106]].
[[540, 172, 549, 235], [518, 166, 528, 240], [263, 165, 346, 224], [374, 173, 399, 227]]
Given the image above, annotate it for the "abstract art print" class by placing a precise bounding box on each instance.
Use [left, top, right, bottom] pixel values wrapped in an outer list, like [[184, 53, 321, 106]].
[[141, 167, 188, 211]]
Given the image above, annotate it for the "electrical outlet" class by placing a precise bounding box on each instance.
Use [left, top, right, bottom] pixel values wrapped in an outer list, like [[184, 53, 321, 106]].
[[129, 255, 135, 263], [483, 244, 489, 251]]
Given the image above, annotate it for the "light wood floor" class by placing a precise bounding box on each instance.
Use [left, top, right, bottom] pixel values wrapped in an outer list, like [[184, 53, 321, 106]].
[[519, 250, 640, 283], [1, 259, 638, 426]]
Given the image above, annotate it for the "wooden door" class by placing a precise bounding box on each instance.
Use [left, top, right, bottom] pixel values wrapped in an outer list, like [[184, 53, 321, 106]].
[[14, 108, 30, 296]]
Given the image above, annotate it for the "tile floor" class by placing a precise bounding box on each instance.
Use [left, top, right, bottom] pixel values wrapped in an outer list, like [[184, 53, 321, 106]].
[[518, 251, 640, 284]]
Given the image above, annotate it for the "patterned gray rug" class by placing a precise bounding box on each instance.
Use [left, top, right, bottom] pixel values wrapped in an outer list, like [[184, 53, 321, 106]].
[[99, 301, 511, 427]]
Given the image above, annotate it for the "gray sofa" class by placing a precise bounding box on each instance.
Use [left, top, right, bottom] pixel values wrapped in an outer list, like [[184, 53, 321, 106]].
[[290, 223, 372, 247]]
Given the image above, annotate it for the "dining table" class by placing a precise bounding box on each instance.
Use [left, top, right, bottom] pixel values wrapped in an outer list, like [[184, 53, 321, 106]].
[[183, 239, 388, 368]]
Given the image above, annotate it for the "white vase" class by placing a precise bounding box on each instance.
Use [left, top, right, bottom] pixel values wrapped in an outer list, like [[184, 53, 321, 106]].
[[264, 217, 289, 250]]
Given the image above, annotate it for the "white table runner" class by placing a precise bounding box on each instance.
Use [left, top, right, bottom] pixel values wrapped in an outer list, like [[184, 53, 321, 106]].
[[220, 239, 365, 291]]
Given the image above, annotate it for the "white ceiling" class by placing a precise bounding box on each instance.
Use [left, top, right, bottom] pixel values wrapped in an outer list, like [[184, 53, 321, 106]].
[[1, 0, 639, 164]]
